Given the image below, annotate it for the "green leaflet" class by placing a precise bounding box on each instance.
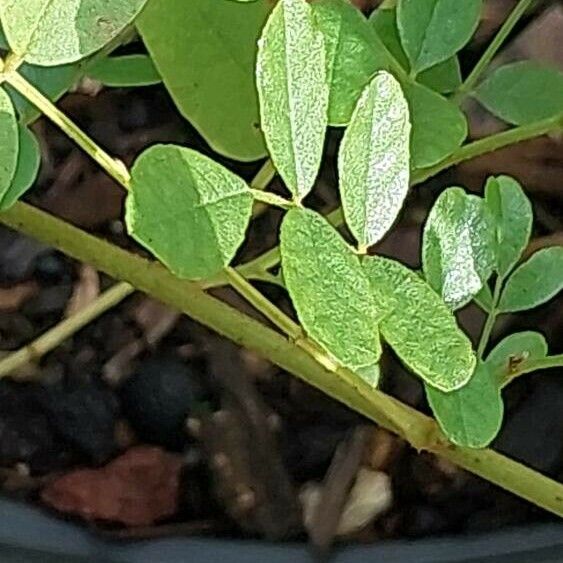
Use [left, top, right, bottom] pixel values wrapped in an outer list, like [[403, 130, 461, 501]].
[[0, 87, 19, 201], [256, 0, 329, 200], [474, 61, 563, 125], [486, 331, 548, 387], [369, 7, 461, 94], [280, 207, 381, 372], [397, 0, 481, 74], [426, 363, 503, 448], [498, 247, 563, 313], [363, 255, 475, 392], [312, 0, 391, 126], [88, 54, 161, 87], [127, 145, 253, 280], [338, 72, 411, 249], [0, 0, 148, 66], [485, 175, 532, 278], [423, 188, 495, 310], [474, 283, 493, 313], [137, 0, 269, 162], [0, 125, 40, 211], [404, 82, 467, 169]]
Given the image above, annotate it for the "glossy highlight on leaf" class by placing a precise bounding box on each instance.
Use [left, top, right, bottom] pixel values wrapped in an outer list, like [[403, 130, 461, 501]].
[[0, 87, 19, 201], [256, 0, 329, 200], [0, 125, 40, 211], [426, 363, 503, 448], [498, 247, 563, 313], [137, 0, 270, 161], [280, 208, 381, 372], [397, 0, 481, 73], [474, 61, 563, 125], [423, 187, 495, 310], [127, 145, 253, 280], [485, 175, 532, 278], [312, 0, 391, 126], [339, 72, 411, 249], [0, 0, 148, 66], [363, 255, 476, 392]]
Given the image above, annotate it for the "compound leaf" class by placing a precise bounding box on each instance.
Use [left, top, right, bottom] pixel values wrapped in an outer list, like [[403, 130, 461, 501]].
[[423, 188, 495, 309], [397, 0, 481, 74], [0, 87, 19, 201], [127, 145, 253, 280], [364, 255, 475, 392], [474, 61, 563, 125], [280, 207, 381, 372], [257, 0, 329, 200], [485, 175, 532, 278], [0, 0, 148, 66], [339, 72, 411, 249], [498, 247, 563, 313], [426, 363, 503, 448]]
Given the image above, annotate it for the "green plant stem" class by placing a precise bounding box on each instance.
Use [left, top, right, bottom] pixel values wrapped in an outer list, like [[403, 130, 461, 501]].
[[0, 281, 134, 379], [477, 277, 503, 359], [251, 159, 276, 191], [3, 71, 131, 189], [250, 189, 294, 210], [2, 201, 563, 517], [453, 0, 535, 103]]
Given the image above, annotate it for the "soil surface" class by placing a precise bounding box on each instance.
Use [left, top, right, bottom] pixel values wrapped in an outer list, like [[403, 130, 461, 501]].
[[0, 0, 562, 553]]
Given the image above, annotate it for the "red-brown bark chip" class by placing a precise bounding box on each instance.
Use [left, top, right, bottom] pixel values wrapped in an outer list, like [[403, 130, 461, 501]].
[[41, 446, 183, 526]]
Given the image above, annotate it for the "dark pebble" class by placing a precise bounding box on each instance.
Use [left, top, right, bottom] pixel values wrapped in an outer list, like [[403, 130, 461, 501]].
[[22, 285, 73, 318], [404, 504, 450, 538], [36, 382, 119, 464], [33, 252, 73, 285], [119, 355, 203, 449], [0, 229, 47, 284]]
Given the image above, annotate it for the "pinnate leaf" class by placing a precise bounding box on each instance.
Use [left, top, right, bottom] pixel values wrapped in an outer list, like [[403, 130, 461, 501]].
[[339, 72, 411, 249], [486, 331, 548, 387], [0, 0, 148, 66], [426, 363, 503, 448], [312, 0, 391, 126], [0, 125, 40, 210], [485, 175, 532, 278], [397, 0, 481, 73], [363, 256, 475, 392], [137, 0, 270, 161], [498, 247, 563, 313], [423, 188, 495, 309], [404, 82, 467, 168], [474, 61, 563, 125], [256, 0, 329, 200], [280, 208, 381, 372], [0, 87, 19, 201], [127, 145, 253, 280]]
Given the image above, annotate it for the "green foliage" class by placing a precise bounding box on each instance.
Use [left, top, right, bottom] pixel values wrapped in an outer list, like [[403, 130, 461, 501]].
[[312, 0, 390, 126], [498, 247, 563, 313], [338, 72, 411, 249], [88, 54, 161, 87], [137, 0, 270, 161], [0, 87, 19, 200], [423, 187, 495, 310], [127, 145, 253, 280], [0, 0, 148, 66], [486, 332, 548, 387], [369, 7, 461, 94], [0, 124, 40, 210], [397, 0, 481, 74], [364, 255, 476, 392], [256, 0, 328, 200], [485, 175, 532, 278], [474, 61, 563, 125], [280, 208, 381, 373], [426, 363, 503, 448]]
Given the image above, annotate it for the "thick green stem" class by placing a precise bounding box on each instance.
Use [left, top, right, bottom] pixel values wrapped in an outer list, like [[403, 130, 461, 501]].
[[2, 201, 563, 517], [453, 0, 535, 103], [0, 282, 134, 379]]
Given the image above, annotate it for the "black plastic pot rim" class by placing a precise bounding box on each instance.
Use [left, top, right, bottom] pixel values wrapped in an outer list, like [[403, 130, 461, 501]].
[[1, 498, 563, 563]]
